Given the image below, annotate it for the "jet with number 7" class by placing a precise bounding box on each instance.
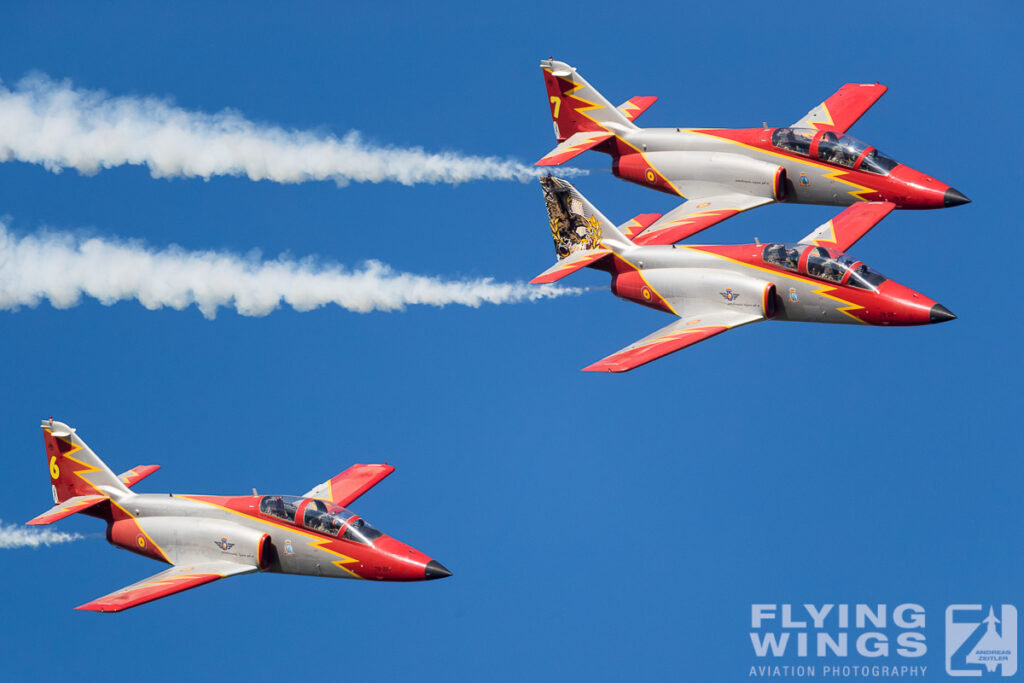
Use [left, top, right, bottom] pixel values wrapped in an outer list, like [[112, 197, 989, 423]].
[[532, 176, 955, 372], [537, 59, 969, 246], [28, 419, 451, 612]]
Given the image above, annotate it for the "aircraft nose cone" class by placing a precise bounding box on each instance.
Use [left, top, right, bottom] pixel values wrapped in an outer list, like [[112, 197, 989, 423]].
[[424, 560, 452, 580], [929, 304, 957, 323], [944, 187, 971, 207]]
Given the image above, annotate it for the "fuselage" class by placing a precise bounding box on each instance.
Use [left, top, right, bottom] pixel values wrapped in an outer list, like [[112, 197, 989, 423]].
[[600, 126, 967, 210], [83, 491, 446, 582], [602, 241, 953, 326]]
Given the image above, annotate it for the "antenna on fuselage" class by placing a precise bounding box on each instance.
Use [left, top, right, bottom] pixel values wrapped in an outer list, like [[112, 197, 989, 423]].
[[252, 488, 258, 496]]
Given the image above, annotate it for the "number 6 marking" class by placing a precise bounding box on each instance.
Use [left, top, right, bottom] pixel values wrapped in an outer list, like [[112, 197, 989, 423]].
[[49, 455, 60, 480], [550, 96, 561, 119]]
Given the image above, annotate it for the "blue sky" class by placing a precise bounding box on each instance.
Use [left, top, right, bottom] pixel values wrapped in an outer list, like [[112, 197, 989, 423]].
[[0, 2, 1019, 680]]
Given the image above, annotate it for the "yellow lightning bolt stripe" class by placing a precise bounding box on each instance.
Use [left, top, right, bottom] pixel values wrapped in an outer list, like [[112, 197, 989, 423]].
[[620, 218, 643, 238], [687, 130, 876, 203], [544, 68, 607, 131], [622, 326, 726, 352], [44, 430, 108, 494], [679, 246, 867, 324], [641, 209, 739, 238], [553, 251, 608, 272], [807, 102, 836, 131], [53, 496, 103, 515], [304, 536, 361, 577], [810, 220, 838, 247], [178, 496, 363, 578], [107, 497, 172, 562], [539, 132, 611, 164]]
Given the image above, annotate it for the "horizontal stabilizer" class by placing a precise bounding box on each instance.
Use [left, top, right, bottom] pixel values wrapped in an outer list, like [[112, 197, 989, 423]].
[[799, 202, 895, 252], [531, 248, 611, 284], [303, 464, 395, 507], [791, 83, 888, 133], [617, 96, 658, 122], [76, 561, 256, 613], [618, 213, 663, 240], [584, 310, 762, 373], [633, 194, 773, 246], [536, 131, 613, 166], [27, 494, 107, 525], [117, 465, 161, 488]]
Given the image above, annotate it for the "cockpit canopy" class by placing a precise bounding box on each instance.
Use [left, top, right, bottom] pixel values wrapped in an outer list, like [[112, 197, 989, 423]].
[[762, 243, 887, 290], [771, 127, 899, 175], [258, 495, 385, 546]]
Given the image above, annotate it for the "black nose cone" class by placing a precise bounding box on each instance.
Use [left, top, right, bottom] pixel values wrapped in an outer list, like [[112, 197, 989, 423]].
[[944, 188, 970, 207], [424, 560, 452, 580], [929, 304, 957, 323]]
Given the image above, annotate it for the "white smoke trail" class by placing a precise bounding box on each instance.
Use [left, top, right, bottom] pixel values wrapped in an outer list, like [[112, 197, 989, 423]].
[[0, 520, 84, 549], [0, 74, 584, 186], [0, 222, 578, 318]]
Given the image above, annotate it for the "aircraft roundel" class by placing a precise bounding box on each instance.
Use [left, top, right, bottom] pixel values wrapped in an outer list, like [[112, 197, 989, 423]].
[[644, 168, 656, 183], [136, 534, 146, 549], [642, 287, 652, 301]]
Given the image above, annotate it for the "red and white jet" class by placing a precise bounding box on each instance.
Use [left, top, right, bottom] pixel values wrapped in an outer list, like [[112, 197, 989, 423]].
[[29, 419, 451, 612], [538, 59, 969, 246], [532, 177, 955, 373]]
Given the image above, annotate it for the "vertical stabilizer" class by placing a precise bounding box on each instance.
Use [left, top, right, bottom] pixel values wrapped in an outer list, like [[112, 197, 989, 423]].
[[540, 176, 630, 261], [541, 59, 636, 142], [42, 419, 131, 503]]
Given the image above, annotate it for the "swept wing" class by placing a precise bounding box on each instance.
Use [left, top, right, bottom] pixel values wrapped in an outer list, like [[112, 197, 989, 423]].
[[303, 464, 395, 507], [531, 248, 611, 284], [617, 96, 658, 122], [632, 194, 774, 246], [584, 309, 763, 373], [117, 465, 161, 488], [536, 131, 613, 166], [791, 83, 888, 133], [27, 494, 107, 525], [76, 561, 256, 613], [799, 202, 895, 252]]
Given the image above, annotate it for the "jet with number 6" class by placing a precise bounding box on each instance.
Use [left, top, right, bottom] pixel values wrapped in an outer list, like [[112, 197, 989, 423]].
[[532, 176, 955, 372], [537, 59, 969, 246], [28, 419, 451, 612]]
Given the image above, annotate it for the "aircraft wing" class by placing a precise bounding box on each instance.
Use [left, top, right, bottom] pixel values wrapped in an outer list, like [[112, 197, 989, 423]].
[[303, 464, 395, 507], [117, 465, 161, 488], [791, 83, 888, 133], [799, 201, 896, 252], [632, 194, 773, 246], [583, 310, 762, 373], [536, 131, 614, 166], [617, 96, 658, 122], [76, 561, 256, 613], [531, 248, 611, 284], [26, 494, 107, 525]]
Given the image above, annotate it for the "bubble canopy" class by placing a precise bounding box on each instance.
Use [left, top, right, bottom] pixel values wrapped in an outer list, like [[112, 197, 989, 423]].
[[771, 127, 899, 175], [761, 243, 887, 290], [258, 495, 385, 545]]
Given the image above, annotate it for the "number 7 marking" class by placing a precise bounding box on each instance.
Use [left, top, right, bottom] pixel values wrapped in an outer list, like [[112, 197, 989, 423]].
[[550, 96, 561, 119]]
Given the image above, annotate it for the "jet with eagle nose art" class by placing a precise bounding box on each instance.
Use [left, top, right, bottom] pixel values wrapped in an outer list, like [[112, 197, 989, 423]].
[[28, 419, 452, 612], [532, 176, 955, 373], [537, 59, 969, 246]]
